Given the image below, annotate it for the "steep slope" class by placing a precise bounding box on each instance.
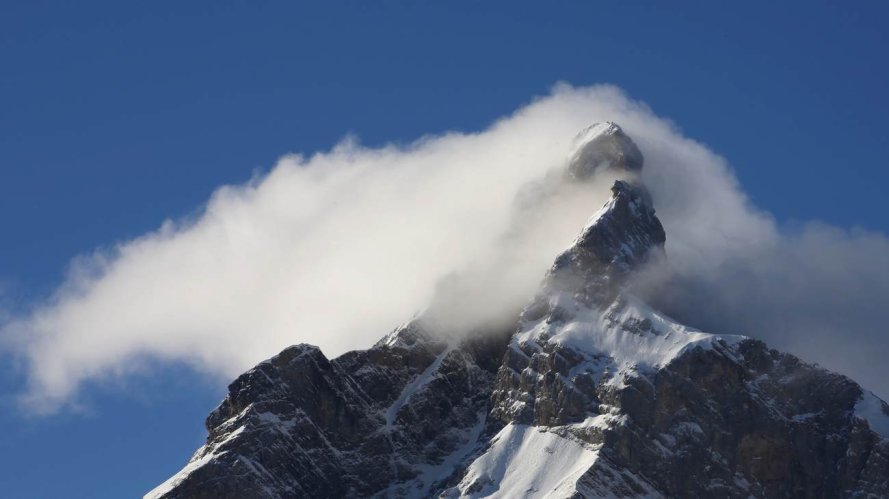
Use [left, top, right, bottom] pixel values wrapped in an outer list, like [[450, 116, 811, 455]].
[[148, 123, 889, 498]]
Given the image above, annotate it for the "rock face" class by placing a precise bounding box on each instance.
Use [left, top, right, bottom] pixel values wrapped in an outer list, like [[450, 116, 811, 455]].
[[147, 124, 889, 498], [147, 322, 511, 499]]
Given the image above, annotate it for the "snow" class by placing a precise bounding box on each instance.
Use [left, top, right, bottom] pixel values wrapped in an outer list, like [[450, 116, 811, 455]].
[[144, 424, 247, 498], [384, 346, 453, 431], [235, 456, 281, 497], [574, 412, 626, 431], [444, 424, 600, 498], [378, 411, 488, 499], [572, 122, 621, 149], [144, 448, 218, 499], [381, 321, 415, 348], [672, 421, 705, 438], [576, 189, 620, 234], [214, 424, 247, 447], [791, 411, 821, 422], [516, 294, 744, 387], [256, 411, 298, 432], [854, 390, 889, 440]]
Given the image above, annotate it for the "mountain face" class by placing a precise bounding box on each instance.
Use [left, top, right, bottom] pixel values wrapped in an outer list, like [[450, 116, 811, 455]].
[[147, 123, 889, 498]]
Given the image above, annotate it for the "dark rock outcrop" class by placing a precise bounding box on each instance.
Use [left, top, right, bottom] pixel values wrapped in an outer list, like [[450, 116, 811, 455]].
[[147, 320, 512, 499]]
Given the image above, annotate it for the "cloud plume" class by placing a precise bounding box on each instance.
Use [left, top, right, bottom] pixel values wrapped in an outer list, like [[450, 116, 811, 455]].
[[4, 84, 889, 411]]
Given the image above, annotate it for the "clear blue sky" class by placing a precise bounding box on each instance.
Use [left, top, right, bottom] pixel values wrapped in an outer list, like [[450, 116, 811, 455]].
[[1, 1, 887, 497]]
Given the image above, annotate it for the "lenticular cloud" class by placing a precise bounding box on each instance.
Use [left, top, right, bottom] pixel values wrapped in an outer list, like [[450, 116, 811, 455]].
[[4, 83, 889, 412]]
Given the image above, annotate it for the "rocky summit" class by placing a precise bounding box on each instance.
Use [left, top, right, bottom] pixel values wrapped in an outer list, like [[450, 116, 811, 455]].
[[147, 124, 889, 498]]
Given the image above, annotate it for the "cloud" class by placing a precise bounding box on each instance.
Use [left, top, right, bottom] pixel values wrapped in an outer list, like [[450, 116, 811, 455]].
[[638, 222, 889, 398], [3, 84, 889, 412]]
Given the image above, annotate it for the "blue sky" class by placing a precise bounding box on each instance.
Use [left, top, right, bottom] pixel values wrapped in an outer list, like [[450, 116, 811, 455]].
[[1, 1, 888, 497]]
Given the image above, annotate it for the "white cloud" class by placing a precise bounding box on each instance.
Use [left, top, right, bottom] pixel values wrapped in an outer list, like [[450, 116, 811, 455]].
[[4, 84, 889, 411]]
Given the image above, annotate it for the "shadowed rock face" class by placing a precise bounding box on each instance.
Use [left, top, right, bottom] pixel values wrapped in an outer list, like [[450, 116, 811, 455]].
[[147, 322, 512, 499], [148, 124, 889, 499]]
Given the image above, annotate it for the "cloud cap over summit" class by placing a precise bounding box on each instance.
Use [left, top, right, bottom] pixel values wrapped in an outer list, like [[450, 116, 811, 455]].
[[568, 121, 645, 180], [3, 84, 889, 412]]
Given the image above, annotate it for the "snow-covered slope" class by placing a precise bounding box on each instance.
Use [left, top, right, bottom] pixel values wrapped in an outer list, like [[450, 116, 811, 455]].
[[148, 123, 889, 498], [442, 424, 601, 498]]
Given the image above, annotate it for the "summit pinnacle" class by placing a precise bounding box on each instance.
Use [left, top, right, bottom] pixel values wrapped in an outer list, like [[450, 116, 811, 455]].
[[568, 121, 644, 180]]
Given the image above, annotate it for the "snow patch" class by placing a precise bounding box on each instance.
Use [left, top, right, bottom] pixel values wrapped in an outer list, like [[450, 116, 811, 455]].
[[854, 390, 889, 440], [572, 122, 621, 149], [144, 448, 219, 499], [516, 294, 744, 387], [443, 424, 599, 498], [144, 424, 248, 498], [384, 346, 453, 431]]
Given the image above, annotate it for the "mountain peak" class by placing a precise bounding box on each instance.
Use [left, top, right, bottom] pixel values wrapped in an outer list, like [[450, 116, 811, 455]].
[[568, 121, 644, 180], [574, 179, 664, 268], [540, 178, 665, 307], [148, 125, 889, 499]]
